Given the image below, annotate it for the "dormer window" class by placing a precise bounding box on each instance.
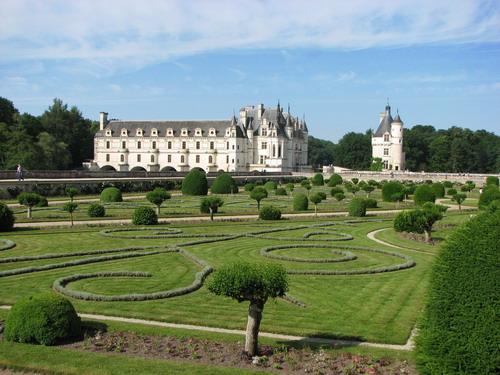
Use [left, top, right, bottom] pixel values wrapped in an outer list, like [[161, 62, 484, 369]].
[[121, 128, 128, 137], [181, 128, 188, 136], [225, 128, 231, 136], [136, 128, 143, 136], [166, 128, 173, 136], [105, 130, 112, 136], [261, 128, 267, 136], [209, 128, 216, 136], [195, 128, 202, 136], [151, 128, 158, 136], [384, 133, 390, 142]]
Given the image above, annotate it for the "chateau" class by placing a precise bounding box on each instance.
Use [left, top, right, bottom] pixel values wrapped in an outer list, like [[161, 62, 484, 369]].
[[371, 103, 405, 170], [92, 103, 309, 173]]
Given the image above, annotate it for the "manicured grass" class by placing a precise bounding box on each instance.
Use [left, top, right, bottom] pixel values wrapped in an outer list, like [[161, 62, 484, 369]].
[[0, 214, 470, 345]]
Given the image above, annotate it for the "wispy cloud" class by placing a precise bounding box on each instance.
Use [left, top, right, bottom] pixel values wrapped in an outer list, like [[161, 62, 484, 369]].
[[1, 0, 499, 75]]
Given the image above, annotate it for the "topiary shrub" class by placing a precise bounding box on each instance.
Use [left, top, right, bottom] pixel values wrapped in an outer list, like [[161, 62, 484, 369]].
[[275, 187, 287, 196], [286, 183, 294, 191], [244, 183, 256, 192], [485, 176, 499, 187], [478, 185, 500, 209], [18, 192, 44, 219], [414, 184, 436, 206], [431, 182, 445, 198], [393, 203, 446, 242], [5, 293, 81, 345], [264, 181, 278, 191], [132, 207, 158, 225], [250, 187, 268, 210], [146, 187, 171, 215], [181, 169, 208, 196], [416, 210, 500, 375], [334, 192, 345, 201], [200, 196, 224, 221], [364, 198, 378, 208], [259, 205, 282, 220], [447, 188, 457, 196], [293, 193, 309, 211], [348, 198, 367, 217], [87, 203, 105, 217], [311, 173, 324, 186], [35, 196, 48, 207], [442, 181, 453, 188], [381, 181, 404, 202], [100, 187, 122, 203], [327, 174, 343, 187], [0, 202, 15, 231], [330, 187, 344, 196], [211, 173, 238, 194]]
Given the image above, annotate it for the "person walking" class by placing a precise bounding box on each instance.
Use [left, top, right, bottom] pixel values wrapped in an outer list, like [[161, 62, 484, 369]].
[[16, 164, 24, 181]]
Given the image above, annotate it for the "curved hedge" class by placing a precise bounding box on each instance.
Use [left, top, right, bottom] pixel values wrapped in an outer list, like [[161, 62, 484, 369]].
[[414, 184, 436, 206], [327, 174, 343, 187], [132, 207, 158, 225], [416, 211, 500, 375], [181, 169, 208, 196], [293, 193, 309, 211], [0, 202, 15, 231], [5, 293, 81, 345], [0, 239, 16, 251], [210, 173, 238, 194], [381, 181, 404, 202], [100, 187, 122, 203], [349, 198, 367, 217], [261, 244, 356, 263], [259, 205, 282, 220], [87, 203, 105, 217]]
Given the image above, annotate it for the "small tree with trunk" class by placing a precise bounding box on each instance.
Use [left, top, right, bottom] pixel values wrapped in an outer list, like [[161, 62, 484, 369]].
[[200, 196, 224, 221], [207, 262, 288, 356], [362, 185, 374, 197], [250, 187, 268, 210], [391, 192, 405, 208], [451, 193, 466, 211], [394, 203, 447, 242], [309, 192, 323, 217], [65, 187, 78, 202], [461, 182, 475, 197], [146, 188, 171, 215], [17, 192, 44, 219], [62, 202, 78, 226]]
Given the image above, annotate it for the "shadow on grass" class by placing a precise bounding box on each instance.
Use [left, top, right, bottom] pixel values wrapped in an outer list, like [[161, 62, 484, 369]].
[[277, 332, 366, 350]]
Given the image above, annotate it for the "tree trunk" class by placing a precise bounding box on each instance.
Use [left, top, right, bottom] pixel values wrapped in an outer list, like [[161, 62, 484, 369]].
[[209, 207, 214, 221], [257, 200, 260, 210], [314, 205, 317, 217], [70, 212, 74, 227], [156, 206, 160, 215], [245, 300, 264, 356], [27, 206, 32, 219], [424, 230, 432, 243]]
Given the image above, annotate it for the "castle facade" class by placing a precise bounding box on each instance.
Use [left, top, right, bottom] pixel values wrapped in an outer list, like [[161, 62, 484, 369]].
[[371, 104, 405, 170]]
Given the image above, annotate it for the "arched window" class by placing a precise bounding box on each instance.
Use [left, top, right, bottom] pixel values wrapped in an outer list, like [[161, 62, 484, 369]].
[[106, 154, 110, 162], [106, 141, 110, 149], [181, 155, 185, 163], [384, 134, 390, 142], [151, 155, 155, 163], [196, 155, 200, 163], [209, 155, 213, 163], [120, 154, 124, 162], [137, 154, 141, 162]]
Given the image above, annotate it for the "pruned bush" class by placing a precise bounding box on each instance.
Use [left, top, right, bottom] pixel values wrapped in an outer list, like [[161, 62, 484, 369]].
[[311, 173, 324, 186], [447, 188, 457, 196], [414, 184, 436, 206], [442, 181, 453, 188], [275, 187, 287, 196], [259, 206, 282, 220], [334, 192, 345, 201], [18, 192, 44, 219], [327, 174, 343, 187], [146, 187, 171, 215], [293, 193, 309, 211], [0, 202, 15, 231], [348, 198, 367, 217], [364, 198, 378, 208], [286, 183, 294, 191], [200, 196, 223, 221], [244, 183, 256, 192], [5, 293, 81, 345], [486, 176, 499, 186], [35, 196, 48, 207], [381, 181, 404, 202], [250, 187, 268, 210], [478, 185, 500, 209], [431, 182, 445, 198], [416, 210, 500, 375], [393, 203, 446, 242], [264, 181, 277, 191], [211, 173, 238, 194], [181, 169, 208, 196], [132, 207, 158, 225], [100, 187, 122, 203], [330, 187, 344, 196], [87, 203, 105, 217]]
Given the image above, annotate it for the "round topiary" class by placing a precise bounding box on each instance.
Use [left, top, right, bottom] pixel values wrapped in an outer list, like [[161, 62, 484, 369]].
[[414, 184, 436, 206], [381, 181, 404, 202], [210, 173, 238, 194], [478, 185, 500, 209], [330, 187, 344, 196], [443, 181, 453, 188], [447, 188, 457, 196], [286, 183, 294, 191], [275, 187, 287, 196], [100, 187, 122, 203], [431, 182, 445, 198], [132, 206, 158, 225], [327, 174, 343, 187], [0, 202, 15, 231], [311, 173, 324, 186], [293, 193, 309, 211], [334, 192, 345, 201], [264, 181, 278, 191], [181, 169, 208, 196], [35, 196, 48, 207], [244, 183, 256, 192], [87, 203, 105, 217], [416, 210, 500, 375], [259, 205, 282, 220], [485, 176, 499, 187], [348, 198, 367, 217], [5, 293, 81, 345]]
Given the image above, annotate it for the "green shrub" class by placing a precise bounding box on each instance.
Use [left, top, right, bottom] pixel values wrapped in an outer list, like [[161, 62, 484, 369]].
[[5, 293, 81, 345], [364, 198, 378, 208], [478, 185, 500, 209], [200, 196, 224, 221], [146, 187, 171, 214], [431, 182, 445, 198], [414, 184, 436, 206], [442, 181, 453, 188], [351, 178, 359, 185], [100, 187, 122, 203], [244, 183, 256, 192], [286, 183, 294, 191], [293, 193, 309, 211], [327, 174, 343, 187], [486, 176, 499, 186], [264, 181, 278, 191], [65, 187, 78, 202], [132, 207, 158, 225], [87, 203, 105, 217], [211, 173, 238, 194], [311, 173, 324, 186], [181, 169, 208, 196], [35, 196, 48, 207], [394, 210, 425, 233], [18, 192, 44, 219], [381, 181, 404, 202], [348, 198, 367, 217], [259, 205, 282, 220], [447, 188, 457, 196], [416, 210, 500, 375], [0, 202, 15, 231], [334, 192, 345, 201], [330, 187, 344, 196], [275, 187, 287, 196], [487, 199, 500, 212], [250, 187, 268, 210]]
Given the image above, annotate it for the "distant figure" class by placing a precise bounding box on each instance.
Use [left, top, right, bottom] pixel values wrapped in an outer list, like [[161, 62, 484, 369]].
[[16, 164, 24, 181]]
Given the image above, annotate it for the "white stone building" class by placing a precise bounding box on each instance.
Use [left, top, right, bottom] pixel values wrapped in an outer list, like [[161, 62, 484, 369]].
[[371, 104, 405, 170], [91, 103, 309, 172]]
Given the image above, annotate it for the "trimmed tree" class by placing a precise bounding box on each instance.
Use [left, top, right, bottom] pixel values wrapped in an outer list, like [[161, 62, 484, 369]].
[[259, 206, 281, 220], [414, 184, 436, 206], [146, 188, 171, 215], [293, 193, 309, 211], [381, 181, 404, 202], [244, 183, 256, 192], [362, 185, 374, 197], [200, 196, 224, 221], [430, 182, 445, 198], [330, 187, 343, 197], [391, 192, 405, 208], [250, 187, 268, 210], [416, 210, 499, 375], [211, 173, 238, 194], [132, 207, 158, 225], [65, 187, 78, 202], [486, 176, 499, 187], [311, 173, 324, 186], [451, 192, 466, 211], [334, 192, 345, 201], [0, 202, 15, 231], [327, 174, 343, 187], [348, 198, 367, 217], [87, 203, 105, 218], [100, 187, 122, 203], [62, 202, 78, 227], [393, 203, 446, 242], [17, 192, 44, 219], [286, 183, 295, 192], [264, 181, 278, 191], [181, 169, 208, 196], [309, 192, 323, 217], [207, 262, 288, 356]]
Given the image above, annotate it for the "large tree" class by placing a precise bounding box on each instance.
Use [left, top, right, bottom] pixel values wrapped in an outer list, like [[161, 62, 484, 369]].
[[333, 131, 372, 170]]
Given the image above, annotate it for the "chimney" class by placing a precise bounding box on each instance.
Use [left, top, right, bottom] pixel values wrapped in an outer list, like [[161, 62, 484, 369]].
[[258, 103, 264, 118], [99, 112, 108, 130]]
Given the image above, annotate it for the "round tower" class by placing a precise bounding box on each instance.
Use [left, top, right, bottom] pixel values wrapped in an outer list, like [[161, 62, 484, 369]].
[[390, 110, 404, 171]]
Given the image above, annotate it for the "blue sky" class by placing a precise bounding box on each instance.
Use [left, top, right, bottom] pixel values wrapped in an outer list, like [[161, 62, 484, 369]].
[[1, 0, 499, 141]]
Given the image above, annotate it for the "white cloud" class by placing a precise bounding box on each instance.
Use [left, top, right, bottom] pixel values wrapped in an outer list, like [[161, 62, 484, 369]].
[[0, 0, 499, 73]]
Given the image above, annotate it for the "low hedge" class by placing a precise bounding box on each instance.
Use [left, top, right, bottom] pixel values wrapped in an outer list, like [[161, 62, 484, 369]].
[[0, 239, 16, 251], [485, 176, 499, 186], [259, 205, 282, 220], [293, 193, 309, 211], [100, 187, 122, 203], [87, 203, 105, 217], [132, 207, 158, 225], [0, 202, 15, 231], [261, 244, 356, 263]]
